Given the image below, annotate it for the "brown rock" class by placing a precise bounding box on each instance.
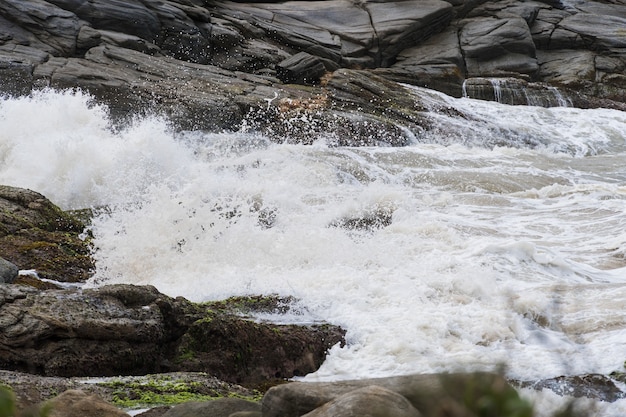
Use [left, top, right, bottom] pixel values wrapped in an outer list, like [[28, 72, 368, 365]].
[[46, 390, 128, 417], [301, 385, 422, 417]]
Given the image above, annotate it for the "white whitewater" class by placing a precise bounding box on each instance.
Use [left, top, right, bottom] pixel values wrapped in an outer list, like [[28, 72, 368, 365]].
[[1, 88, 625, 415]]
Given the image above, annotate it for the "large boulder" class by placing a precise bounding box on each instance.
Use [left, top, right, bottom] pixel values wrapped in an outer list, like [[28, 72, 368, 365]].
[[212, 0, 453, 68], [262, 372, 528, 417], [0, 258, 18, 284], [0, 185, 93, 283], [382, 25, 466, 97], [0, 284, 345, 385], [301, 385, 422, 417], [460, 15, 538, 78], [46, 390, 128, 417]]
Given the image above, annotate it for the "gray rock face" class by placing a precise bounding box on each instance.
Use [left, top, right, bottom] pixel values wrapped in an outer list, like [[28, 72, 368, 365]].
[[276, 52, 327, 84], [0, 0, 624, 144], [0, 258, 18, 284], [214, 0, 453, 68], [460, 15, 538, 77]]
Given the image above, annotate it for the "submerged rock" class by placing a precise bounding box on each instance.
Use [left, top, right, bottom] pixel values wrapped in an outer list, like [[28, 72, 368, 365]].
[[519, 373, 626, 403]]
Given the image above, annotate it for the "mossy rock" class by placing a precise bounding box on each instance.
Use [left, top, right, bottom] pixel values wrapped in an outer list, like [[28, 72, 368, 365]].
[[0, 186, 93, 283], [93, 373, 261, 410]]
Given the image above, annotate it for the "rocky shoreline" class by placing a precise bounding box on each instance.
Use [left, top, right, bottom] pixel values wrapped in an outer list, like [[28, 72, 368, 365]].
[[2, 0, 626, 414], [0, 0, 625, 142]]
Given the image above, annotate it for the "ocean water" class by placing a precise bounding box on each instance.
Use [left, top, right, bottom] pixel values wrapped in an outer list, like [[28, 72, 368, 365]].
[[1, 88, 625, 415]]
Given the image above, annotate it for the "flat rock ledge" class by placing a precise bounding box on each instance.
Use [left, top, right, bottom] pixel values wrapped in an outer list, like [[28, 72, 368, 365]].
[[0, 283, 345, 389]]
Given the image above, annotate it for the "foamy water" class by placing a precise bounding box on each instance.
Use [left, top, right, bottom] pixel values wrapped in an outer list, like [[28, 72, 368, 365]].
[[1, 89, 625, 415]]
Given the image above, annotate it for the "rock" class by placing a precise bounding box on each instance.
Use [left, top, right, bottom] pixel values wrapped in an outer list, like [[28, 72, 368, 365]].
[[261, 372, 517, 417], [301, 385, 422, 417], [0, 185, 93, 283], [558, 13, 626, 54], [0, 0, 625, 140], [276, 52, 327, 84], [0, 0, 82, 56], [229, 412, 262, 417], [383, 25, 465, 97], [0, 283, 345, 385], [460, 15, 538, 78], [463, 77, 572, 107], [214, 0, 453, 68], [520, 374, 626, 403], [537, 49, 596, 87], [135, 406, 172, 417], [45, 389, 129, 417], [0, 370, 258, 411], [0, 258, 18, 284], [174, 313, 345, 386], [161, 398, 260, 417], [329, 206, 394, 232]]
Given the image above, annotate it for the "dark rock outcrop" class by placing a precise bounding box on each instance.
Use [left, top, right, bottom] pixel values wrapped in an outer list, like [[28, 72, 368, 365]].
[[0, 0, 624, 147], [0, 283, 345, 386], [0, 185, 93, 283]]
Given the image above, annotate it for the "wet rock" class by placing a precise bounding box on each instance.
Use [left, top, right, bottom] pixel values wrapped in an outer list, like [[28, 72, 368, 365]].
[[329, 207, 394, 232], [0, 185, 93, 283], [520, 374, 626, 403], [463, 77, 572, 107], [0, 257, 18, 284], [161, 398, 260, 417], [0, 283, 345, 385], [0, 0, 625, 139], [174, 314, 345, 387], [302, 385, 422, 417]]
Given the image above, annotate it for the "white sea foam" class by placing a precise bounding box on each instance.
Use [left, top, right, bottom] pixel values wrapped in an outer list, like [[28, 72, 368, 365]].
[[1, 89, 626, 414]]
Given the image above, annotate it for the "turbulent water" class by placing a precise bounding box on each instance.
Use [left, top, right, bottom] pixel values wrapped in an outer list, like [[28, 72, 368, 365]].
[[1, 88, 626, 415]]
